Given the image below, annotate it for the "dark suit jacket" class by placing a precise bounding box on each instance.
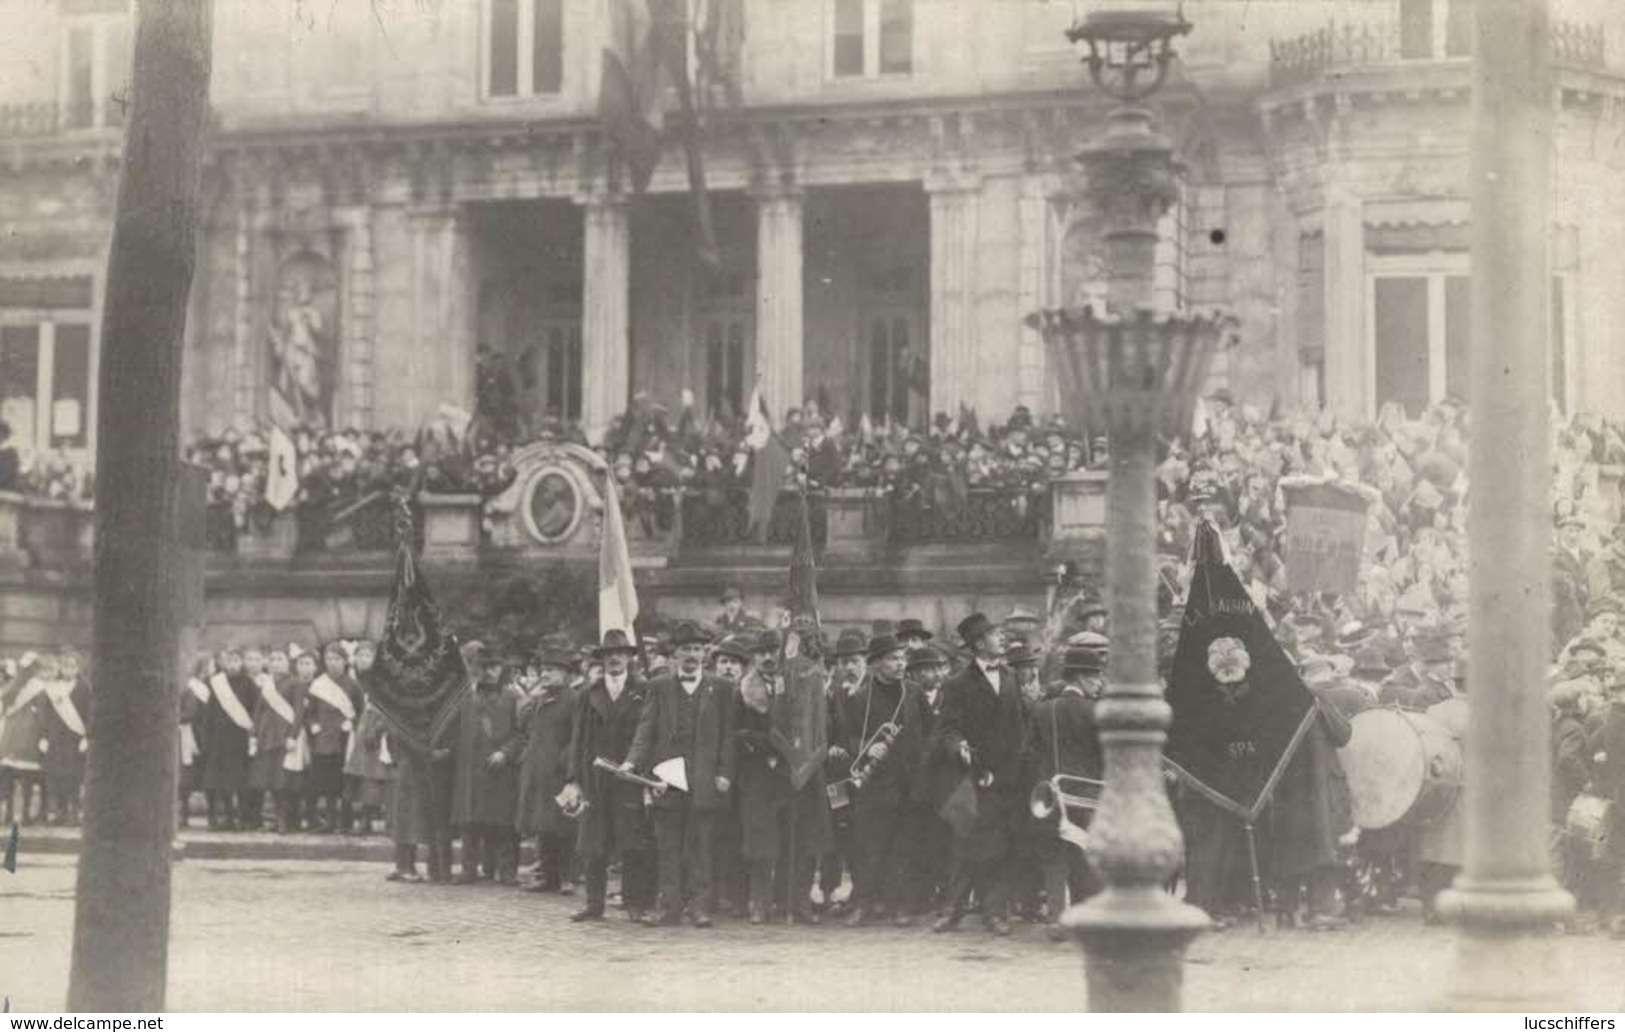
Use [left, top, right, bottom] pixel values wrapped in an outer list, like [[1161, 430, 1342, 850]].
[[842, 673, 924, 806], [627, 673, 736, 812], [1027, 687, 1102, 788], [935, 660, 1027, 791]]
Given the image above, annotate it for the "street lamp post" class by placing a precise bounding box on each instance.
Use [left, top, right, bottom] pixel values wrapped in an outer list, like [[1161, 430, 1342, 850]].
[[1026, 1, 1233, 1012]]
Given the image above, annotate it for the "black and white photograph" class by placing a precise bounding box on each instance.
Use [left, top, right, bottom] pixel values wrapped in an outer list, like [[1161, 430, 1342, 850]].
[[1, 0, 1624, 1015]]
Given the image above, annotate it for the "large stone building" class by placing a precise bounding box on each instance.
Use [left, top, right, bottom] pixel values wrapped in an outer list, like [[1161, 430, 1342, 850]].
[[2, 0, 1623, 646]]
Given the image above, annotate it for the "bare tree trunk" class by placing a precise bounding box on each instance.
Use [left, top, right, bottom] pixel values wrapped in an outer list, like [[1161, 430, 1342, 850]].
[[69, 0, 214, 1012]]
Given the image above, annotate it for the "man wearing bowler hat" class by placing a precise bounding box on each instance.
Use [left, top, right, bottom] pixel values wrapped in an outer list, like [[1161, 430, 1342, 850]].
[[896, 619, 933, 653], [559, 629, 656, 923], [624, 621, 736, 927], [933, 612, 1027, 935]]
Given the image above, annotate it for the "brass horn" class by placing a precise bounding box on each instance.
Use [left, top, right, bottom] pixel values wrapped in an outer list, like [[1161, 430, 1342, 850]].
[[1029, 775, 1103, 855]]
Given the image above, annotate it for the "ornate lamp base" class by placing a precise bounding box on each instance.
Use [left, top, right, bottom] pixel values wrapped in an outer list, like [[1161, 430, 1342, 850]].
[[1066, 889, 1210, 1012]]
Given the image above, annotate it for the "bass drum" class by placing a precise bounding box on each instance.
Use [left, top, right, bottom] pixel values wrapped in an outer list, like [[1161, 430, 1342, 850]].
[[1566, 793, 1614, 862], [1338, 707, 1463, 830]]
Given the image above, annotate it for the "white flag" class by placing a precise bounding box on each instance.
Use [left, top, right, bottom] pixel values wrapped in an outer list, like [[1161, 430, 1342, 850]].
[[599, 476, 640, 640], [266, 424, 300, 511], [744, 381, 771, 451]]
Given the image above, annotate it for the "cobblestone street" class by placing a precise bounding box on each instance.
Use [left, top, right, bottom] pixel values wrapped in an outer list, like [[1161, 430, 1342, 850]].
[[5, 855, 1624, 1012]]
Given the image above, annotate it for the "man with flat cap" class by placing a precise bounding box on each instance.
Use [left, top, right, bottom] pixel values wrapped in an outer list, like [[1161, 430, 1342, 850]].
[[842, 633, 926, 926], [933, 612, 1027, 935], [716, 586, 754, 637], [1027, 637, 1107, 939], [817, 628, 868, 912], [624, 620, 736, 927], [904, 644, 955, 918], [560, 629, 656, 923], [516, 644, 581, 894]]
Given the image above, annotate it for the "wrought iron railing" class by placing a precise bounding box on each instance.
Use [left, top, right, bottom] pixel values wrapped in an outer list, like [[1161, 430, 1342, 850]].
[[0, 103, 60, 139], [678, 489, 827, 548], [1269, 18, 1606, 89], [889, 486, 1046, 544]]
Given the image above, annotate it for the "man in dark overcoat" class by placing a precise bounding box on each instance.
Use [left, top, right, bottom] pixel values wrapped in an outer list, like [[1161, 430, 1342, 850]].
[[516, 645, 581, 894], [817, 628, 867, 911], [560, 630, 657, 923], [624, 621, 737, 927], [1268, 660, 1354, 928], [449, 645, 526, 884], [932, 612, 1028, 936], [1026, 638, 1106, 940], [903, 644, 954, 918], [842, 634, 925, 926]]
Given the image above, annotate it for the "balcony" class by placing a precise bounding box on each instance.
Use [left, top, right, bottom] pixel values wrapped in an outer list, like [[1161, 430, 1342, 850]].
[[0, 103, 63, 139], [1269, 18, 1606, 90]]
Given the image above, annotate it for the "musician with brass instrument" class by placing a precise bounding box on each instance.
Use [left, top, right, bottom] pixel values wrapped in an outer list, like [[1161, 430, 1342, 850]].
[[840, 633, 925, 927], [1026, 636, 1107, 941]]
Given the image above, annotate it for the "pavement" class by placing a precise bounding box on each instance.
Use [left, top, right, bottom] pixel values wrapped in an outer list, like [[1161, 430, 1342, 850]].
[[4, 855, 1625, 1012]]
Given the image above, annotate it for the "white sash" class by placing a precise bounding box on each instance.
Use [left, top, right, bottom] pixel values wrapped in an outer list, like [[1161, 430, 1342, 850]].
[[180, 725, 200, 767], [256, 673, 295, 727], [209, 672, 254, 733], [306, 674, 357, 726], [282, 730, 310, 773], [187, 677, 210, 704], [6, 677, 48, 717], [379, 733, 392, 767], [45, 680, 86, 738]]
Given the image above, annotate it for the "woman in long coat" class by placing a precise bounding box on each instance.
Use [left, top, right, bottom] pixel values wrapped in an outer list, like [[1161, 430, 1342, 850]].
[[515, 650, 580, 893]]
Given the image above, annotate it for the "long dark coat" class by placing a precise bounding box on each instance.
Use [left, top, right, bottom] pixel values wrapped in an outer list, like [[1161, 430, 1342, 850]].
[[201, 672, 254, 792], [41, 678, 90, 792], [933, 660, 1029, 862], [516, 685, 580, 837], [449, 681, 526, 827], [390, 737, 454, 847], [1592, 699, 1625, 863], [1269, 689, 1354, 880], [1551, 710, 1592, 822], [566, 674, 652, 857], [734, 700, 791, 862], [842, 674, 925, 807], [248, 675, 306, 792], [627, 673, 736, 813]]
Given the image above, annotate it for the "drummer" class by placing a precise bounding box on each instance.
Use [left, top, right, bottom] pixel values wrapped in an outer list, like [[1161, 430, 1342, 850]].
[[1378, 631, 1455, 710]]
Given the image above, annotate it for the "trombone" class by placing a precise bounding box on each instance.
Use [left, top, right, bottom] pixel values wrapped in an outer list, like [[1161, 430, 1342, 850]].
[[1029, 774, 1104, 855]]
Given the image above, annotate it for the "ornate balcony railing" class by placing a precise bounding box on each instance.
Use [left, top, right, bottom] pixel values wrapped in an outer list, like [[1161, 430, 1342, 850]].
[[678, 489, 828, 548], [889, 486, 1046, 544], [0, 102, 61, 139], [1269, 18, 1606, 89]]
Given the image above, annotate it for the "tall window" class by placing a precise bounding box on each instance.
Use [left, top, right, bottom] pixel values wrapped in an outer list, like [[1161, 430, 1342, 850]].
[[1368, 260, 1572, 415], [831, 0, 912, 79], [61, 9, 131, 131], [0, 317, 93, 457], [542, 321, 582, 422], [485, 0, 564, 99], [1398, 0, 1473, 60], [699, 270, 751, 421], [866, 310, 922, 426]]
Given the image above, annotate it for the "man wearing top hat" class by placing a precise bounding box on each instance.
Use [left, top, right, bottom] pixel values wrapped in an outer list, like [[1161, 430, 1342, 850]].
[[1027, 638, 1107, 940], [932, 612, 1028, 936], [841, 633, 925, 927], [560, 630, 657, 923], [623, 621, 737, 927]]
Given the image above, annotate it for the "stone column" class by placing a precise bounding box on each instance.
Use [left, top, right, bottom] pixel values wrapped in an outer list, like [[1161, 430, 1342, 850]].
[[755, 186, 804, 421], [928, 175, 979, 417], [410, 205, 472, 424], [342, 206, 375, 429], [1321, 187, 1366, 416], [581, 192, 631, 443], [1436, 0, 1572, 1010]]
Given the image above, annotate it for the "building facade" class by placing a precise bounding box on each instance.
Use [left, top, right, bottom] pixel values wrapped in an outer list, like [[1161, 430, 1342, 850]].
[[2, 0, 1624, 645]]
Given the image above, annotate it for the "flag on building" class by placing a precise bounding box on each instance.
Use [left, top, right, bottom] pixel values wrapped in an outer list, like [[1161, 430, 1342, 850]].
[[786, 489, 820, 626], [601, 0, 667, 193], [265, 424, 300, 511], [599, 475, 640, 639], [364, 500, 468, 753]]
